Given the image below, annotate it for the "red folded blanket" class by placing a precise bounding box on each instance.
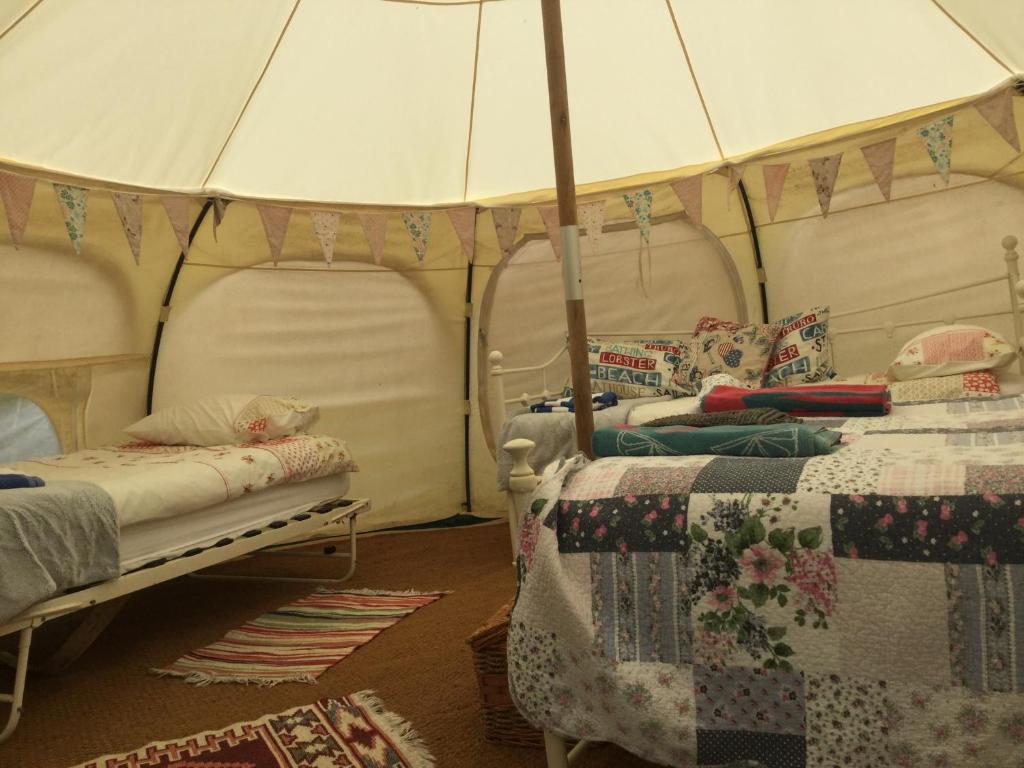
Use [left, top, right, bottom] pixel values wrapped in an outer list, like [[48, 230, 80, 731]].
[[702, 384, 891, 417]]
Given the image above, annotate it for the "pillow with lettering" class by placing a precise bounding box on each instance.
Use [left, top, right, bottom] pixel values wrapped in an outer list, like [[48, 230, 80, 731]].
[[588, 338, 688, 398], [764, 306, 837, 387]]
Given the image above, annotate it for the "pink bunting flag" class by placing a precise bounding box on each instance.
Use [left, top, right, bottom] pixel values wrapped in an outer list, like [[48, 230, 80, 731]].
[[310, 210, 340, 267], [975, 89, 1020, 152], [807, 154, 843, 217], [860, 138, 897, 201], [211, 197, 228, 241], [357, 212, 388, 265], [111, 192, 143, 265], [0, 172, 35, 247], [491, 207, 521, 260], [161, 196, 192, 256], [53, 184, 88, 254], [670, 176, 703, 227], [578, 200, 605, 253], [537, 205, 562, 260], [761, 163, 789, 223], [256, 205, 292, 266], [447, 207, 476, 264]]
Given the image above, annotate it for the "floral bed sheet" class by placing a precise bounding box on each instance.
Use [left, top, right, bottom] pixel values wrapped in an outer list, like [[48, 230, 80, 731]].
[[509, 395, 1024, 767]]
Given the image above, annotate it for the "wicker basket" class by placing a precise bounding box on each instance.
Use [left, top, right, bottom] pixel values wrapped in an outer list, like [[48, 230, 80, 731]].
[[467, 600, 544, 749]]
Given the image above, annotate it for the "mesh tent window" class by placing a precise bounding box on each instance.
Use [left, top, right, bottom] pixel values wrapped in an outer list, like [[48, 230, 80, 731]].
[[0, 394, 60, 463]]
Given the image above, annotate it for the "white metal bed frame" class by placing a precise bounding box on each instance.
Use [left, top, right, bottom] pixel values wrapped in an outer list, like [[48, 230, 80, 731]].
[[0, 496, 370, 745], [496, 234, 1024, 767]]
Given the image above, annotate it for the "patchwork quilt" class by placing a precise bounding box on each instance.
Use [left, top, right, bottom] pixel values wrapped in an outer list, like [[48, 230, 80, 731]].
[[509, 394, 1024, 767]]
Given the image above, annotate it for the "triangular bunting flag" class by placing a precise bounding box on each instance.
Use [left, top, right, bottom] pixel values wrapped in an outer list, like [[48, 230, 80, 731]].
[[578, 200, 605, 253], [762, 163, 789, 223], [807, 154, 843, 217], [537, 205, 562, 260], [111, 193, 143, 265], [860, 138, 897, 201], [401, 211, 432, 264], [975, 89, 1020, 152], [161, 196, 192, 255], [917, 115, 954, 184], [0, 172, 35, 247], [622, 189, 653, 243], [491, 207, 521, 260], [357, 212, 388, 265], [256, 205, 291, 265], [447, 207, 476, 264], [727, 165, 745, 208], [310, 210, 340, 267], [211, 197, 228, 241], [671, 176, 703, 227], [53, 184, 88, 254]]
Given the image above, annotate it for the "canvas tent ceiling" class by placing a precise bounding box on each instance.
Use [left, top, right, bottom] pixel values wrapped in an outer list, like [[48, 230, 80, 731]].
[[0, 0, 1019, 207]]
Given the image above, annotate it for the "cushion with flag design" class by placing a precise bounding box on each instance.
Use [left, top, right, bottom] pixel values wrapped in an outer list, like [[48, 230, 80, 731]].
[[676, 322, 781, 390]]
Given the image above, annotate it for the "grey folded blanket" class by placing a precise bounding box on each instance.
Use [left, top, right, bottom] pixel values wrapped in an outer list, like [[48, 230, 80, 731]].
[[640, 407, 802, 428], [0, 481, 119, 623]]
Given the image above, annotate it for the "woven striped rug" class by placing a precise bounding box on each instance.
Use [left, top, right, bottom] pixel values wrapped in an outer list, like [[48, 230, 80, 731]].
[[152, 588, 446, 685]]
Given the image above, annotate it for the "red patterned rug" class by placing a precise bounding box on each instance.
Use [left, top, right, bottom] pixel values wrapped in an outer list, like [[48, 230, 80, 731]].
[[70, 691, 434, 767]]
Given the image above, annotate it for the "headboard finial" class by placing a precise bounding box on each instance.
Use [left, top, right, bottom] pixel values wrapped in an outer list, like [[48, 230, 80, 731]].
[[1004, 235, 1019, 253], [488, 350, 504, 367]]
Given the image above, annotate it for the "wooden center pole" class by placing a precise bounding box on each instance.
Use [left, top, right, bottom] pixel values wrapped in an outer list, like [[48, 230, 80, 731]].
[[540, 0, 594, 458]]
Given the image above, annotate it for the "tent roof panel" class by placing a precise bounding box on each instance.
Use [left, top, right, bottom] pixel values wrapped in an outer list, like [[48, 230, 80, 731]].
[[0, 0, 295, 192]]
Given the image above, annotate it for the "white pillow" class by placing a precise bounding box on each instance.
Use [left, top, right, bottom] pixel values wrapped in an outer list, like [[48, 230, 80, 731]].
[[887, 324, 1017, 381], [125, 394, 319, 446]]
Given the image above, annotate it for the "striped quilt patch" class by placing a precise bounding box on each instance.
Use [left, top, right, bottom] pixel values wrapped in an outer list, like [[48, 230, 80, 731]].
[[152, 588, 445, 685]]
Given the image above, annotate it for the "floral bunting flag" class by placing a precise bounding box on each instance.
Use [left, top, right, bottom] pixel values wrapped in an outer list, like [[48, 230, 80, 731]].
[[491, 207, 521, 260], [670, 176, 703, 227], [401, 211, 431, 264], [310, 210, 340, 267], [537, 205, 562, 260], [256, 204, 292, 265], [111, 192, 143, 264], [447, 206, 476, 264], [807, 154, 843, 217], [53, 184, 88, 254], [0, 172, 35, 247], [161, 196, 192, 255], [623, 189, 653, 243], [357, 212, 388, 265], [860, 138, 897, 201], [917, 115, 954, 184], [211, 197, 227, 241], [578, 200, 605, 253], [761, 163, 789, 223], [975, 89, 1020, 152]]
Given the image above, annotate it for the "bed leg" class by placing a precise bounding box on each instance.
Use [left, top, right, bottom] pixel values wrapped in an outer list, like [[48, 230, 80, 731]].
[[544, 730, 571, 768], [0, 626, 33, 745], [504, 438, 540, 562]]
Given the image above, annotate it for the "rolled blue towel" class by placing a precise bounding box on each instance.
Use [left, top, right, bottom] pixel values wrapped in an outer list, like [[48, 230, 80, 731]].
[[530, 391, 619, 413], [0, 473, 45, 489]]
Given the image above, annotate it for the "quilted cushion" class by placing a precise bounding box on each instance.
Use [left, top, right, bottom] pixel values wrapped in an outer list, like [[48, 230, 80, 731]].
[[852, 370, 1001, 402], [587, 337, 688, 398], [888, 324, 1017, 381], [764, 306, 837, 387]]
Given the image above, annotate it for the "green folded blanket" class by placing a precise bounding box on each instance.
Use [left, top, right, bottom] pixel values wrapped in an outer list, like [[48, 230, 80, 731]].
[[593, 423, 842, 458], [640, 407, 800, 428]]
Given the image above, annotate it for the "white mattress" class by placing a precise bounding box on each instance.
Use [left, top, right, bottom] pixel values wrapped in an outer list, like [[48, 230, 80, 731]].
[[626, 397, 701, 425], [119, 472, 351, 571]]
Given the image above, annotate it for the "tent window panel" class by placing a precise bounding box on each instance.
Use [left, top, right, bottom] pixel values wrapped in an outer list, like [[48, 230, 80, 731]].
[[0, 394, 60, 463]]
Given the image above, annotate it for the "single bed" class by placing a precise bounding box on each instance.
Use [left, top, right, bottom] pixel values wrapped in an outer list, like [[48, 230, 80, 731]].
[[0, 434, 362, 744]]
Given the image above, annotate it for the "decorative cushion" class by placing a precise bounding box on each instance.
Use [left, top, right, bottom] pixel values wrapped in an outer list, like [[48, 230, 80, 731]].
[[888, 324, 1017, 381], [693, 315, 744, 334], [764, 306, 836, 387], [587, 338, 687, 399], [851, 370, 1001, 402], [125, 394, 320, 446], [676, 323, 781, 390]]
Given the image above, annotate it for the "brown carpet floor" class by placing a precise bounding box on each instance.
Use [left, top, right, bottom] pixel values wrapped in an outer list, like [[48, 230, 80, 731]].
[[1, 522, 657, 768]]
